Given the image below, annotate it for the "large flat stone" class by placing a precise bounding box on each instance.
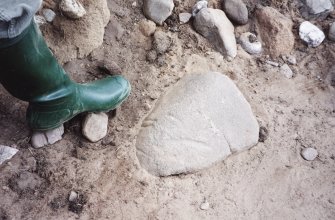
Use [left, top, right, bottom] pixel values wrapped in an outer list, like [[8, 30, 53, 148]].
[[136, 72, 259, 176]]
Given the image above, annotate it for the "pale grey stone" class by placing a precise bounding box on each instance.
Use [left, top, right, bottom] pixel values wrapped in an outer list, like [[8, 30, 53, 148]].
[[42, 9, 56, 22], [239, 32, 262, 55], [136, 72, 259, 176], [179, 12, 192, 24], [299, 21, 325, 47], [305, 0, 333, 15], [0, 145, 19, 165], [31, 125, 64, 148], [60, 0, 86, 19], [143, 0, 174, 25], [69, 191, 78, 202], [82, 113, 108, 142], [301, 147, 318, 161], [192, 0, 208, 17], [280, 64, 294, 79], [194, 8, 237, 59], [200, 201, 210, 210], [222, 0, 248, 25]]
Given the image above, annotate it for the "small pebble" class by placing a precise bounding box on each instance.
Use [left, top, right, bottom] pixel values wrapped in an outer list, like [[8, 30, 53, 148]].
[[42, 9, 56, 22], [179, 12, 192, 24], [82, 113, 108, 142], [60, 0, 86, 19], [301, 147, 318, 161], [69, 191, 78, 202], [286, 55, 297, 65], [0, 145, 19, 165], [239, 32, 262, 55], [31, 125, 64, 148], [34, 15, 47, 26], [192, 0, 208, 17], [280, 64, 294, 79], [265, 60, 279, 67], [139, 19, 157, 37], [328, 22, 335, 41], [200, 201, 210, 210]]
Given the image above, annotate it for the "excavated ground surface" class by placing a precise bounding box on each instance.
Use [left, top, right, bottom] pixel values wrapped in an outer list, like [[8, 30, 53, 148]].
[[0, 0, 335, 219]]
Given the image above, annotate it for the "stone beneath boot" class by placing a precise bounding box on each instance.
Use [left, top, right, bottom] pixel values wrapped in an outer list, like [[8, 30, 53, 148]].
[[31, 125, 64, 148], [82, 113, 108, 142], [136, 72, 259, 176], [0, 145, 19, 165]]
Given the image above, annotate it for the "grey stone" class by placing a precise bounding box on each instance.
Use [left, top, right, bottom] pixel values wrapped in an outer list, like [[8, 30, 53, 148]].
[[222, 0, 248, 25], [192, 0, 208, 17], [0, 145, 18, 165], [329, 22, 335, 41], [136, 72, 259, 176], [60, 0, 86, 19], [194, 8, 237, 60], [143, 0, 174, 25], [179, 12, 192, 24], [200, 201, 210, 210], [31, 125, 64, 148], [82, 113, 108, 142], [42, 9, 56, 22], [301, 147, 318, 161], [34, 15, 46, 26], [299, 21, 325, 47], [239, 32, 262, 55], [286, 55, 297, 65], [280, 64, 294, 79], [69, 191, 78, 202], [305, 0, 333, 15]]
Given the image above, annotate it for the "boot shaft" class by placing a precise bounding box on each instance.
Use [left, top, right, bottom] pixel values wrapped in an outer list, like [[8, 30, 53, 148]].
[[0, 21, 71, 102]]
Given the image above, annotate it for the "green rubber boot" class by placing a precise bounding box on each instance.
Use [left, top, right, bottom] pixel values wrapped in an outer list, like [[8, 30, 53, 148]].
[[0, 21, 130, 131]]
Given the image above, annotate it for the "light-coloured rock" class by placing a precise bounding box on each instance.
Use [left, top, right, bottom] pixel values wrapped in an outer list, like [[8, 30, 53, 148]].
[[301, 147, 318, 161], [192, 0, 208, 17], [299, 21, 325, 47], [194, 8, 237, 59], [31, 125, 64, 148], [42, 9, 56, 22], [34, 15, 46, 26], [136, 72, 259, 176], [60, 0, 86, 19], [222, 0, 248, 25], [280, 64, 294, 79], [69, 191, 78, 202], [200, 201, 210, 210], [139, 19, 157, 37], [179, 12, 192, 24], [239, 32, 262, 54], [305, 0, 333, 15], [286, 55, 297, 65], [256, 7, 295, 58], [328, 22, 335, 41], [82, 113, 108, 142], [265, 60, 279, 67], [0, 145, 19, 165], [143, 0, 174, 25]]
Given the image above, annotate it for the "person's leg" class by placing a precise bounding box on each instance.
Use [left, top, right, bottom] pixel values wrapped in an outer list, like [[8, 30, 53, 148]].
[[0, 1, 131, 147]]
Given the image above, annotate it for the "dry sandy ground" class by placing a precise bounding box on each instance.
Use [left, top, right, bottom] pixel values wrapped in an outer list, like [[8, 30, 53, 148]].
[[0, 0, 335, 219]]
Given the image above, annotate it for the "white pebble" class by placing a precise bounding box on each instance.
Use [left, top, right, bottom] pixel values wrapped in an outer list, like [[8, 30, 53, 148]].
[[200, 201, 210, 210], [179, 12, 192, 24], [299, 21, 325, 47], [31, 125, 64, 148], [286, 55, 297, 65], [60, 0, 86, 19], [69, 191, 78, 202], [82, 113, 108, 142], [34, 15, 47, 26], [0, 145, 19, 165], [301, 147, 318, 161], [42, 9, 56, 22], [239, 32, 262, 55], [192, 0, 208, 17]]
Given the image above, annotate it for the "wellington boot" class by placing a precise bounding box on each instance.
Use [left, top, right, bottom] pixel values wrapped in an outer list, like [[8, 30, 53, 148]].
[[0, 21, 130, 131]]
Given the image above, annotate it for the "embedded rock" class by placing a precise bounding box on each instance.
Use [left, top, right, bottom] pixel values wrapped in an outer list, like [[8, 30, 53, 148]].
[[143, 0, 174, 25], [0, 145, 18, 165], [192, 0, 208, 17], [239, 32, 262, 54], [256, 7, 295, 58], [60, 0, 87, 19], [299, 21, 325, 47], [31, 125, 64, 148], [82, 113, 108, 142], [179, 12, 192, 24], [329, 22, 335, 41], [136, 72, 259, 176], [194, 8, 237, 59], [303, 0, 333, 18], [222, 0, 248, 25]]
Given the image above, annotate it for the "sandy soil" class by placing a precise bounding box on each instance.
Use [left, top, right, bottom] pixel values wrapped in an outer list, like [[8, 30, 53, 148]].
[[0, 0, 335, 219]]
